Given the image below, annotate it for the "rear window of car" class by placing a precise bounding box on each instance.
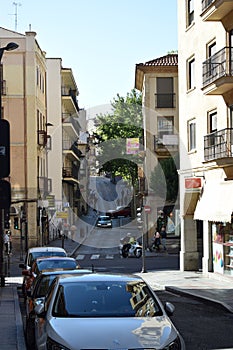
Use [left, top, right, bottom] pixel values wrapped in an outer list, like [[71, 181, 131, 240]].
[[52, 281, 162, 318], [37, 259, 76, 271]]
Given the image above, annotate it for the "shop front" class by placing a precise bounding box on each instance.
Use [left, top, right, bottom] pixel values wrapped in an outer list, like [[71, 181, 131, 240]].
[[194, 179, 233, 276]]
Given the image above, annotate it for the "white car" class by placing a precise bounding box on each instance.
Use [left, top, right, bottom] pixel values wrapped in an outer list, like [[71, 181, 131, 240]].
[[34, 273, 185, 350]]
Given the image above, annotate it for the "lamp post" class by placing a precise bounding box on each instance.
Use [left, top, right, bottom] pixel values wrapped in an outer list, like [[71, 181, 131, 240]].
[[0, 42, 18, 286]]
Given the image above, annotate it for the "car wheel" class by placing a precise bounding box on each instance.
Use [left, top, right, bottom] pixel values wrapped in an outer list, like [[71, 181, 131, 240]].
[[25, 317, 35, 349]]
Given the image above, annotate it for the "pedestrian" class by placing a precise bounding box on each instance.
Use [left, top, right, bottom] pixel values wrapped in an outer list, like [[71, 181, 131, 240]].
[[154, 231, 161, 251], [4, 231, 10, 254], [70, 224, 77, 241], [160, 225, 167, 251], [156, 210, 168, 234]]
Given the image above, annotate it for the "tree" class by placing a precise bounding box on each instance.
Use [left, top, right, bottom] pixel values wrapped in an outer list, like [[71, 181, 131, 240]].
[[94, 89, 143, 186], [150, 155, 179, 203]]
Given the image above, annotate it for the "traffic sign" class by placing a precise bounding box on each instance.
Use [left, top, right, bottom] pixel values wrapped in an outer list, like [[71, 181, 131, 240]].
[[144, 205, 151, 213], [0, 180, 11, 209], [0, 119, 10, 178]]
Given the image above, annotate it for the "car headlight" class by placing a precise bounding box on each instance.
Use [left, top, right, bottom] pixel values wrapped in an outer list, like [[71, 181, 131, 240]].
[[163, 336, 182, 349], [46, 336, 70, 350]]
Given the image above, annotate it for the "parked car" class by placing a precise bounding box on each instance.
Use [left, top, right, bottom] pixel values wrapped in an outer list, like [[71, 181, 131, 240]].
[[106, 205, 132, 218], [25, 268, 93, 349], [19, 246, 67, 298], [96, 215, 112, 228], [22, 256, 78, 298], [34, 273, 185, 350]]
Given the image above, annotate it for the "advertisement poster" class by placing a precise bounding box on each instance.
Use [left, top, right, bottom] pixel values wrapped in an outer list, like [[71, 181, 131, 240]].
[[213, 242, 224, 274]]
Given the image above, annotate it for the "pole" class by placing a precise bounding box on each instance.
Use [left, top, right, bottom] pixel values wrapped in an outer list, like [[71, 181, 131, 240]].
[[141, 204, 147, 273], [0, 62, 4, 286]]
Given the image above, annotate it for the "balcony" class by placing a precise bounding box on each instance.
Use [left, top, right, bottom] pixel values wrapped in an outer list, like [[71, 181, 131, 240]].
[[62, 165, 79, 184], [38, 177, 52, 196], [202, 47, 233, 98], [155, 93, 176, 108], [62, 113, 80, 139], [204, 128, 233, 163], [61, 87, 79, 115], [154, 134, 179, 157], [201, 0, 233, 29], [63, 140, 83, 161]]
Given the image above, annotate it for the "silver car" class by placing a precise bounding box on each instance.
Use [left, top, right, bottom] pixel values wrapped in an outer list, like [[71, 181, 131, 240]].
[[34, 273, 185, 349]]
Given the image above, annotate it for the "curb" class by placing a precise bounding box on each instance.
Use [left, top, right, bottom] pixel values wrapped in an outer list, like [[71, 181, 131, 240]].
[[13, 286, 27, 350], [165, 286, 233, 314]]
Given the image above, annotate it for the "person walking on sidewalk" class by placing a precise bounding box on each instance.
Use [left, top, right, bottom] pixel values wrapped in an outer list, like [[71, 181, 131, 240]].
[[160, 225, 167, 251]]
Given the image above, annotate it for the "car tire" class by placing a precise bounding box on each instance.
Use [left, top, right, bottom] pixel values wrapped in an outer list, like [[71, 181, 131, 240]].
[[25, 317, 35, 350]]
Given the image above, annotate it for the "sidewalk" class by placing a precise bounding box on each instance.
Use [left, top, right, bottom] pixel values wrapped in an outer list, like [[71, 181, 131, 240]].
[[0, 218, 233, 349]]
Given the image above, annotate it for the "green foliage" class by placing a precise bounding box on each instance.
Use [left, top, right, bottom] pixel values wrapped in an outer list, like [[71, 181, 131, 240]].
[[150, 155, 179, 202], [94, 89, 143, 185]]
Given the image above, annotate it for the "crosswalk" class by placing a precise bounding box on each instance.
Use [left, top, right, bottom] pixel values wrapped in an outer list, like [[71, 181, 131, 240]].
[[76, 254, 115, 261]]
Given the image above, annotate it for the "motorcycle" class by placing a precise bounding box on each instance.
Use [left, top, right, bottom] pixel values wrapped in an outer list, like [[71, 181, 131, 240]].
[[119, 238, 142, 258]]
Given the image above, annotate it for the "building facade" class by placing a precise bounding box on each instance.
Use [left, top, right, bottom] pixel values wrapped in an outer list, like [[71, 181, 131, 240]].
[[178, 0, 233, 276], [0, 28, 49, 249], [135, 54, 179, 240]]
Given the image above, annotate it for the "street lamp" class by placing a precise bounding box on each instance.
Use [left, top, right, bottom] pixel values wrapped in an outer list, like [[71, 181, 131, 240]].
[[0, 41, 18, 286]]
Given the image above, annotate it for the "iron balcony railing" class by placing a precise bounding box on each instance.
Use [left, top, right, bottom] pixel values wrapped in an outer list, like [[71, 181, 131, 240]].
[[202, 47, 233, 87], [154, 93, 176, 108], [202, 0, 215, 12], [62, 165, 79, 181], [204, 128, 233, 161]]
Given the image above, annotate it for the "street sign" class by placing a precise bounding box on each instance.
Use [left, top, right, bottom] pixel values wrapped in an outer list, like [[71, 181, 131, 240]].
[[56, 212, 68, 219], [0, 119, 10, 178], [0, 180, 11, 209], [144, 205, 151, 213]]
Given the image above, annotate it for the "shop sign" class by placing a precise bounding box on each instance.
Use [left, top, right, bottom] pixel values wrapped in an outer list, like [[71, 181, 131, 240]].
[[56, 212, 68, 219], [185, 177, 202, 189]]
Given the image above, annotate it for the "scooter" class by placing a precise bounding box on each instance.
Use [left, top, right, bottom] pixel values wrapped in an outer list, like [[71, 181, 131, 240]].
[[119, 239, 142, 258]]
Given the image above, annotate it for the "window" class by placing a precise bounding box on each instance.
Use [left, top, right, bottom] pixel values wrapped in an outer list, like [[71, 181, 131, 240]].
[[157, 116, 174, 139], [188, 119, 196, 151], [208, 110, 217, 133], [155, 78, 174, 108], [187, 57, 195, 90], [187, 0, 194, 27]]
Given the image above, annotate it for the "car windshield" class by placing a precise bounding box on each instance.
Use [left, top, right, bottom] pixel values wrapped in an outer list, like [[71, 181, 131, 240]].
[[37, 259, 76, 271], [98, 216, 110, 222], [52, 280, 162, 318]]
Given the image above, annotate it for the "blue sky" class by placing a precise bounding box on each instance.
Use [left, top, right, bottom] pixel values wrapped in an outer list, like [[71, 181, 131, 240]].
[[0, 0, 177, 110]]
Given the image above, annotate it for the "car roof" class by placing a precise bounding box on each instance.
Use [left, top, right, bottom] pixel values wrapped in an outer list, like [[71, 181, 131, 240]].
[[56, 272, 143, 284], [27, 246, 66, 253]]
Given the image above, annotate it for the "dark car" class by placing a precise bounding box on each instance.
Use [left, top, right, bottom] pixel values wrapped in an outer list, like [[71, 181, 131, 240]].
[[106, 206, 131, 218], [22, 256, 78, 298], [25, 269, 92, 349]]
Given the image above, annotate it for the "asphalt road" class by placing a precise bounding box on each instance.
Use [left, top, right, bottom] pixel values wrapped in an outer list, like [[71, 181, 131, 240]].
[[157, 290, 233, 350]]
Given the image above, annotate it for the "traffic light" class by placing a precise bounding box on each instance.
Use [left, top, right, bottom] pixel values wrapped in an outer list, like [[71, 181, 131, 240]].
[[136, 207, 143, 229], [14, 217, 19, 230], [4, 209, 10, 229]]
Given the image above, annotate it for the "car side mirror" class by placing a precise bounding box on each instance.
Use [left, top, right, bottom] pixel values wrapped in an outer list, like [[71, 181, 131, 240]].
[[164, 302, 175, 316], [35, 303, 46, 318], [19, 263, 25, 269], [22, 269, 32, 276]]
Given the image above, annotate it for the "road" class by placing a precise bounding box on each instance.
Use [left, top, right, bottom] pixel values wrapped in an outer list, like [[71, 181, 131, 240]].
[[157, 290, 233, 350]]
